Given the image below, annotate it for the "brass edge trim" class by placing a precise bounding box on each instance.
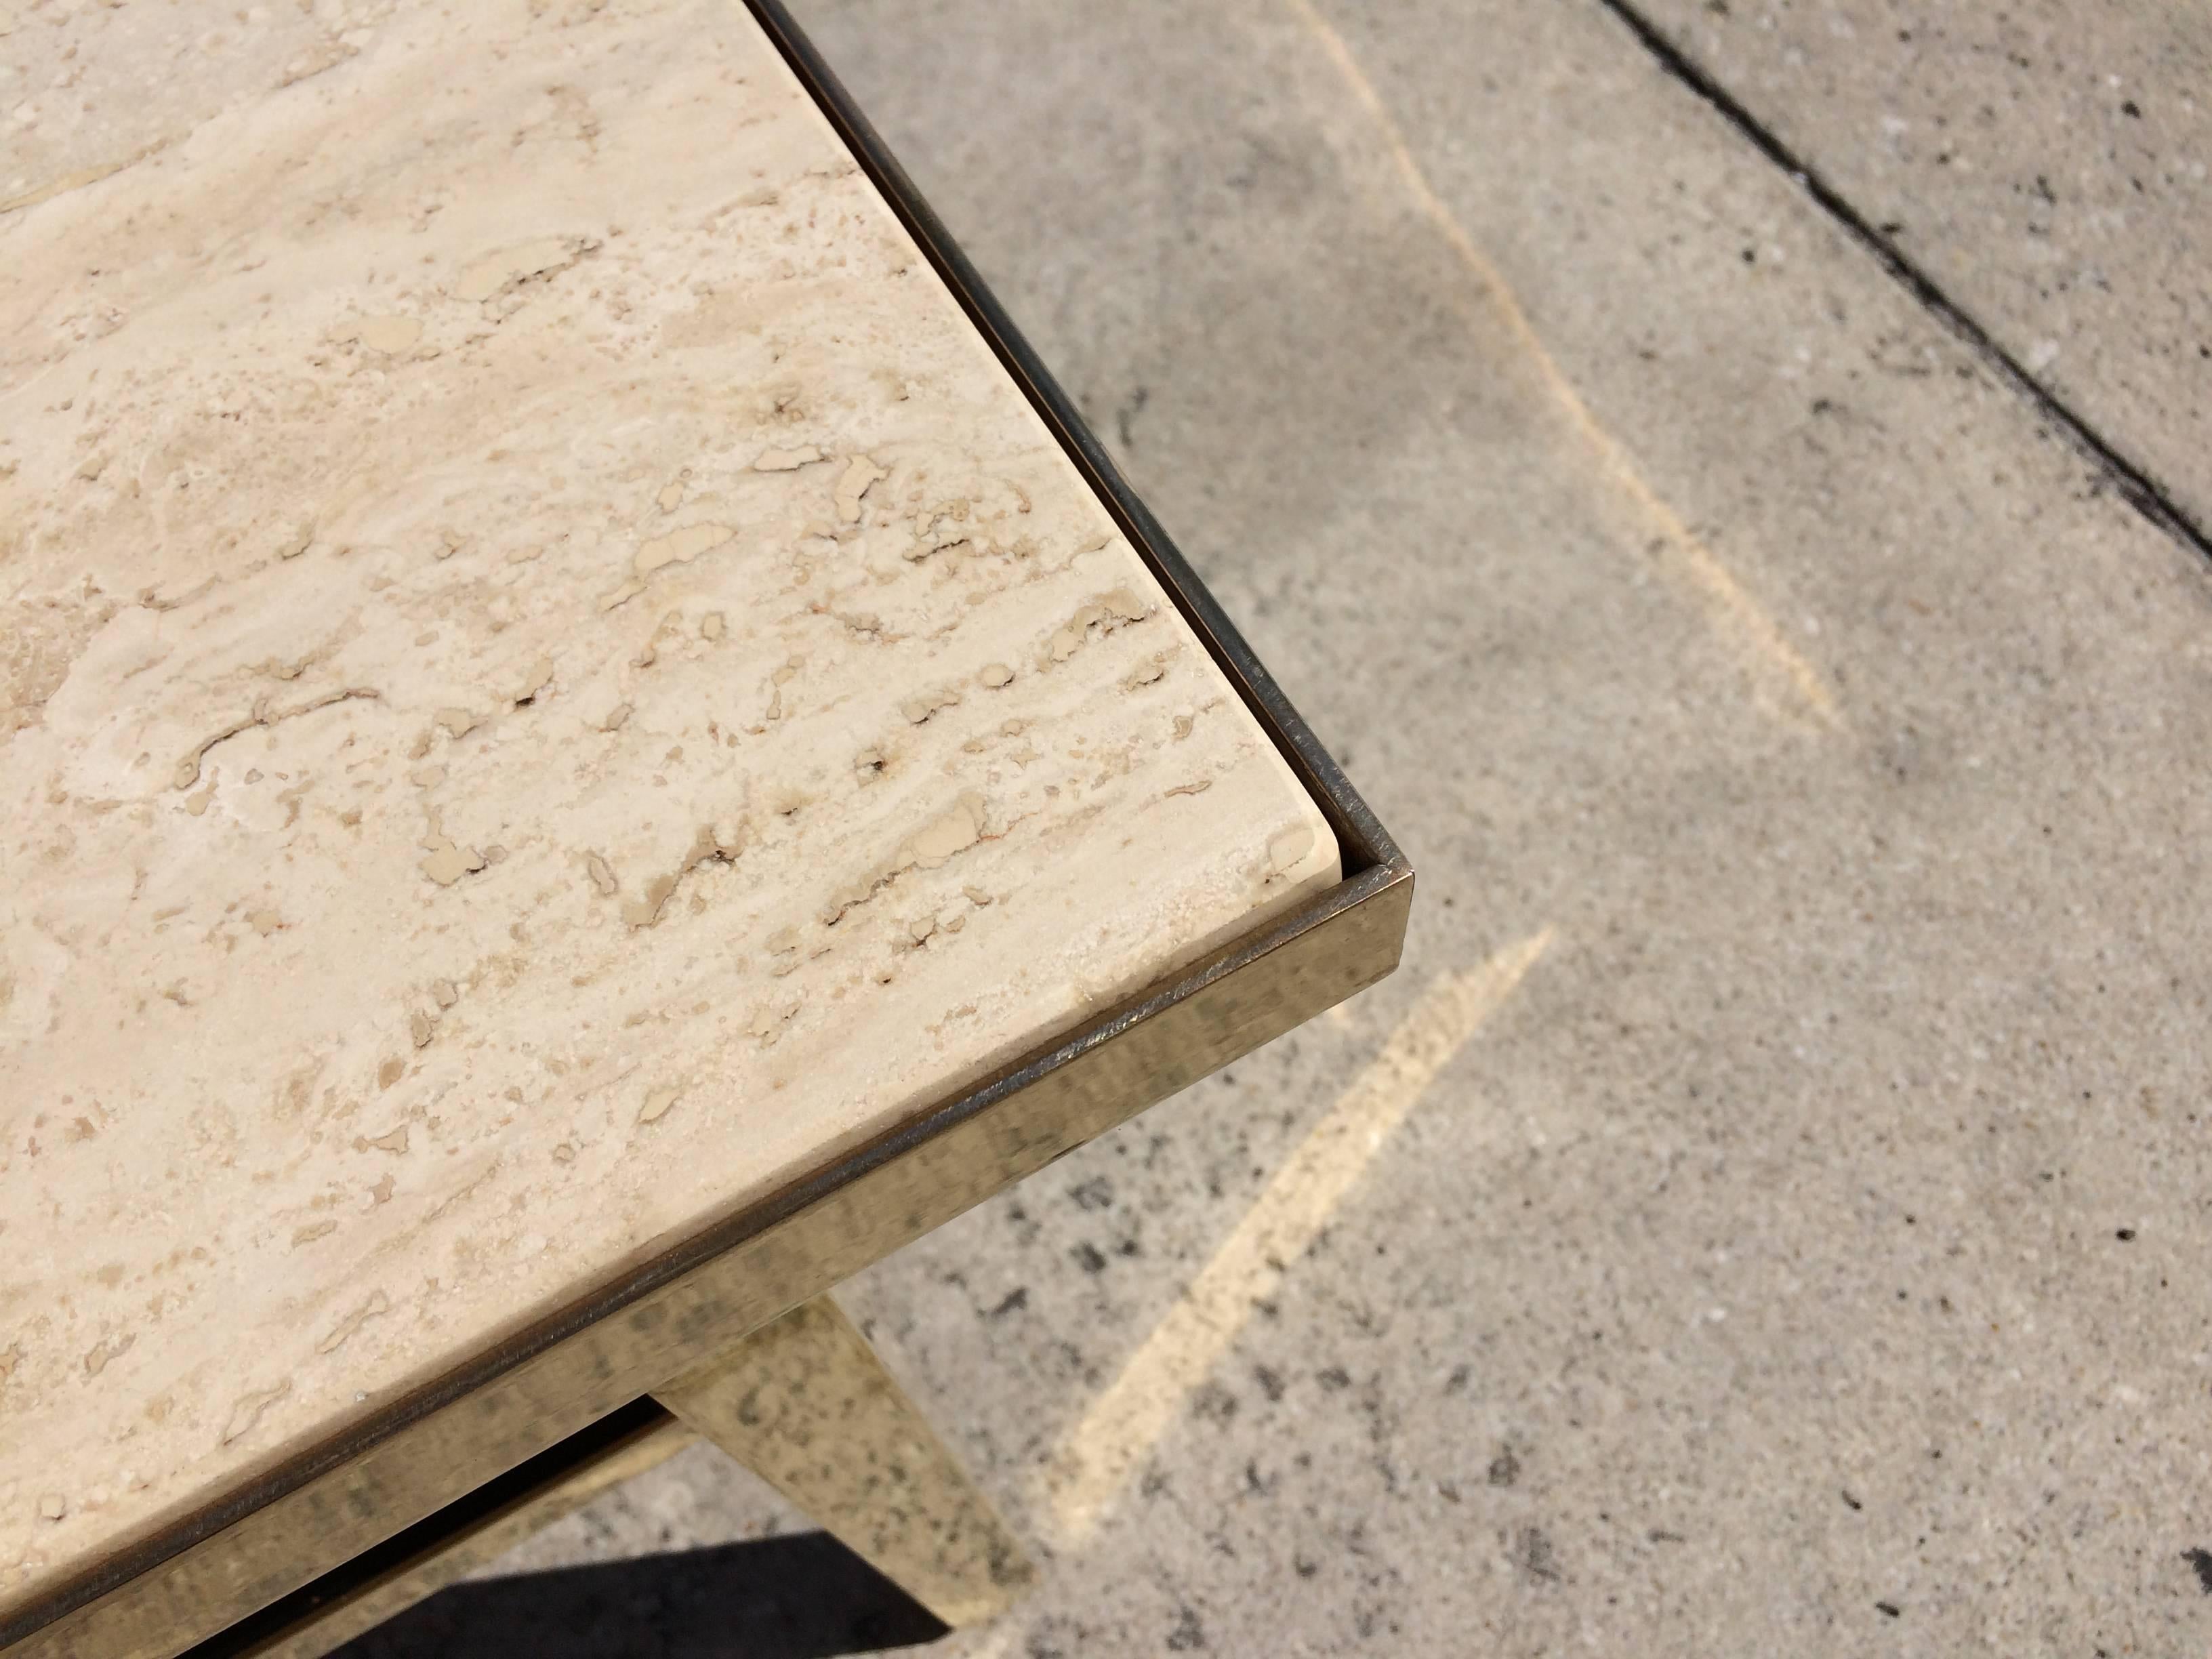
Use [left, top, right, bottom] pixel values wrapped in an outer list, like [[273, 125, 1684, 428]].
[[7, 865, 1409, 1656], [18, 867, 1409, 1658]]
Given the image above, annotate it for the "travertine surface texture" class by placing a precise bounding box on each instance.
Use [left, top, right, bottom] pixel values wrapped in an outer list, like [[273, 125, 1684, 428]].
[[0, 0, 1338, 1605]]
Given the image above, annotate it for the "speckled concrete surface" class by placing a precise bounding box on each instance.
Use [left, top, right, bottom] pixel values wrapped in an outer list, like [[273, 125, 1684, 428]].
[[1630, 0, 2212, 537], [433, 0, 2212, 1652]]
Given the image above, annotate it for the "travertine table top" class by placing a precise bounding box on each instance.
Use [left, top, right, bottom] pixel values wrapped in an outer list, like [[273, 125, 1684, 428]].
[[0, 0, 1337, 1605]]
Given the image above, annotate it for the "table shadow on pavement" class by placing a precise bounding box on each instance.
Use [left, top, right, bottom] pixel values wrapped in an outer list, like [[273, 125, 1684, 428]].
[[324, 1532, 948, 1659]]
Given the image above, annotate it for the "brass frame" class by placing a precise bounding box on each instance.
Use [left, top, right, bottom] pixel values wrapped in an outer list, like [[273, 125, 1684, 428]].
[[220, 1408, 697, 1659], [1, 2, 1411, 1653]]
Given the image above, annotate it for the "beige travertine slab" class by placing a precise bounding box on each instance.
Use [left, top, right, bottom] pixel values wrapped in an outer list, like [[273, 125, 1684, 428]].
[[0, 0, 1338, 1610]]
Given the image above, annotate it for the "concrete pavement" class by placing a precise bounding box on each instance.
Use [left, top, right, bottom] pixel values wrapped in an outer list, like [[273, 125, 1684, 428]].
[[1633, 0, 2212, 538], [453, 0, 2212, 1653]]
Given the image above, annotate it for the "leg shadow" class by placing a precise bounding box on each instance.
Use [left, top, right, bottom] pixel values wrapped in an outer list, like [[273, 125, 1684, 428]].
[[327, 1532, 949, 1659]]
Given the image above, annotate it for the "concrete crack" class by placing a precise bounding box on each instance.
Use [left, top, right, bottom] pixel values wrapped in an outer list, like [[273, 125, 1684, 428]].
[[1590, 0, 2212, 567]]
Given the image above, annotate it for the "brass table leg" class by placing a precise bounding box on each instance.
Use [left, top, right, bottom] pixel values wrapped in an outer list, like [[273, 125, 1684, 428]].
[[653, 1295, 1036, 1628]]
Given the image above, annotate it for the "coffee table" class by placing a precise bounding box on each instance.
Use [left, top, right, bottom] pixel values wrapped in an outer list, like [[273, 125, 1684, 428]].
[[0, 3, 1410, 1654]]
